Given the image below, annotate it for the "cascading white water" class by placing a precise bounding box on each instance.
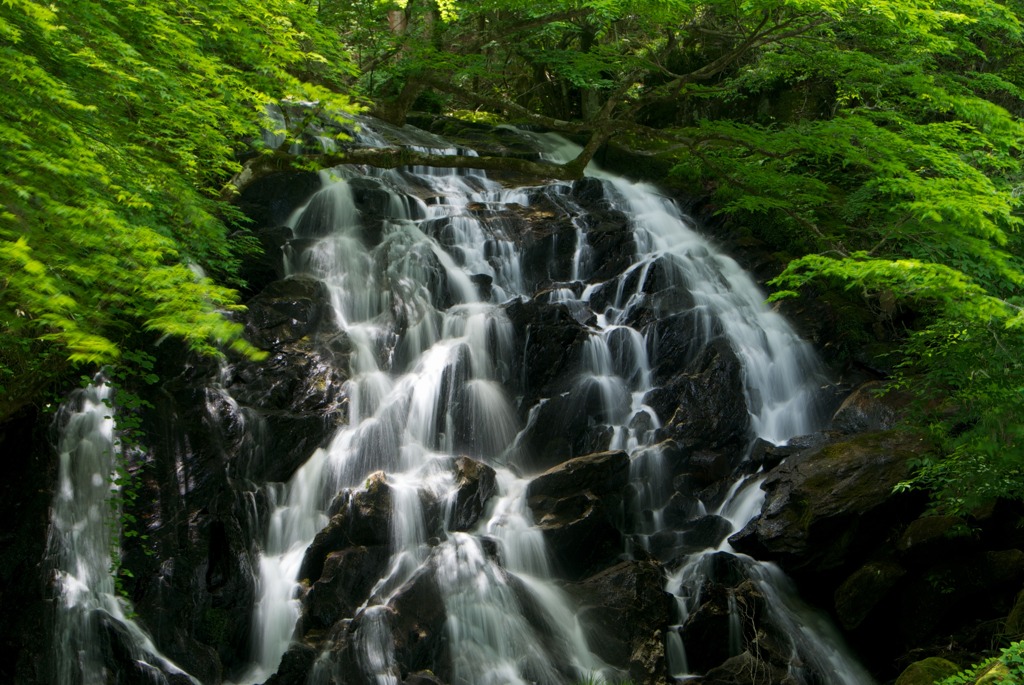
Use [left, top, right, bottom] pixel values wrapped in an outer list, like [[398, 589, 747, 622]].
[[234, 121, 876, 685], [48, 382, 196, 685], [514, 131, 872, 683], [243, 122, 621, 685]]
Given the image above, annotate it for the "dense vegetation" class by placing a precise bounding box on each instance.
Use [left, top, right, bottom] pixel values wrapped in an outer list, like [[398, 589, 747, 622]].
[[0, 0, 359, 415], [3, 0, 1023, 521]]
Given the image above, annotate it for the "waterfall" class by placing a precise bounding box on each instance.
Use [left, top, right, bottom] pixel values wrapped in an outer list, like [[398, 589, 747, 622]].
[[47, 381, 196, 685], [48, 117, 872, 685]]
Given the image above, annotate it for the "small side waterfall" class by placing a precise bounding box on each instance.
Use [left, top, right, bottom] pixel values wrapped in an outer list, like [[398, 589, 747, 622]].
[[47, 382, 196, 685]]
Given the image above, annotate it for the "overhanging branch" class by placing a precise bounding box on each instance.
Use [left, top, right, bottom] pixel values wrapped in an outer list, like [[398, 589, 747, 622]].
[[223, 145, 596, 200]]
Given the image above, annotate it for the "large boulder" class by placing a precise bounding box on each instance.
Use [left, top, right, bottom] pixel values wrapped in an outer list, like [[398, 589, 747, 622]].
[[565, 560, 672, 684], [243, 276, 332, 349], [527, 452, 630, 578], [730, 429, 931, 573], [646, 336, 750, 454], [389, 569, 450, 682], [299, 473, 392, 585], [894, 657, 961, 685], [829, 381, 911, 435]]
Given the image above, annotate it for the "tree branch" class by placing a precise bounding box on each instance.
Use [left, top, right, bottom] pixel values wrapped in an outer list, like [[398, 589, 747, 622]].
[[222, 145, 599, 200]]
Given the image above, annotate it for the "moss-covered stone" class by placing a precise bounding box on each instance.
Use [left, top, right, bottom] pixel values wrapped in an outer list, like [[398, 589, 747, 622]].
[[894, 657, 961, 685], [975, 661, 1011, 685], [730, 429, 932, 572], [1004, 589, 1024, 638]]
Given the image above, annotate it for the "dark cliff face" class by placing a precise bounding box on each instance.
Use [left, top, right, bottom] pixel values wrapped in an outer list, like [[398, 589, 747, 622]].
[[17, 121, 1022, 685], [0, 407, 57, 685]]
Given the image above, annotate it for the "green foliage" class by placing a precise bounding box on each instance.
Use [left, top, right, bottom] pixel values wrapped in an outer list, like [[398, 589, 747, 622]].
[[322, 0, 1024, 517], [92, 350, 160, 602], [0, 0, 359, 418], [937, 641, 1024, 684]]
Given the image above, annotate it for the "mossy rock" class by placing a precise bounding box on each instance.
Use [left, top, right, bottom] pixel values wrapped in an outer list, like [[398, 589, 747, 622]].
[[894, 657, 960, 685], [1005, 589, 1024, 638], [975, 661, 1012, 685], [730, 429, 932, 572]]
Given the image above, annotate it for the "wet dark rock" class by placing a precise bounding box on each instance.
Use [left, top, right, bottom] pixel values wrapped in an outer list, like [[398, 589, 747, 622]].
[[515, 191, 579, 288], [113, 346, 264, 682], [469, 273, 493, 300], [701, 649, 795, 685], [504, 298, 589, 407], [730, 430, 931, 573], [681, 578, 770, 675], [449, 456, 497, 531], [238, 225, 295, 296], [661, 490, 704, 528], [99, 612, 210, 685], [534, 492, 623, 579], [228, 333, 348, 485], [704, 551, 752, 588], [255, 412, 341, 484], [404, 671, 446, 685], [570, 177, 607, 205], [747, 436, 819, 473], [680, 515, 734, 553], [236, 170, 320, 230], [646, 310, 717, 385], [515, 392, 616, 472], [830, 381, 911, 435], [647, 337, 750, 453], [526, 450, 630, 502], [834, 561, 907, 630], [630, 257, 700, 326], [584, 214, 635, 282], [389, 570, 450, 682], [566, 560, 672, 683], [303, 546, 391, 632], [527, 452, 629, 578], [262, 643, 318, 685], [244, 276, 331, 349], [680, 596, 731, 673], [299, 473, 392, 584], [679, 449, 735, 488]]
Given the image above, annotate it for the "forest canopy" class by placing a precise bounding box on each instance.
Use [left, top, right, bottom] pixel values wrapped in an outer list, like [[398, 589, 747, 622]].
[[2, 0, 1023, 513]]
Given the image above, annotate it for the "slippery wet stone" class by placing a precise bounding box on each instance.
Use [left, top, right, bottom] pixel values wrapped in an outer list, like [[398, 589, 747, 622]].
[[262, 643, 318, 685], [299, 474, 392, 584], [647, 337, 750, 453], [526, 450, 630, 501], [302, 546, 391, 632], [730, 430, 931, 573], [389, 570, 450, 682], [448, 456, 497, 532], [566, 560, 672, 683]]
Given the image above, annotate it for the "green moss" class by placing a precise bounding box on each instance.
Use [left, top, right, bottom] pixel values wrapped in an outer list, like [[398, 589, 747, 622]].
[[196, 607, 231, 648], [895, 657, 961, 685]]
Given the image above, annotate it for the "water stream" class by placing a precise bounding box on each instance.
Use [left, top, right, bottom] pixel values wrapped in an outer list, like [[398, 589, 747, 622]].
[[47, 381, 197, 685]]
